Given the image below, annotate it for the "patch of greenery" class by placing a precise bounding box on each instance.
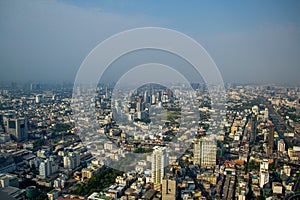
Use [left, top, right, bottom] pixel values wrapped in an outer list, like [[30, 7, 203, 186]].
[[166, 111, 180, 122], [52, 123, 72, 132], [134, 148, 153, 154], [74, 167, 123, 196]]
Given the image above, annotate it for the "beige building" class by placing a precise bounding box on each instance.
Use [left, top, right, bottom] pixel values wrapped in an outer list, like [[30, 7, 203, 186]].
[[162, 179, 177, 200], [193, 137, 217, 167], [272, 182, 283, 194]]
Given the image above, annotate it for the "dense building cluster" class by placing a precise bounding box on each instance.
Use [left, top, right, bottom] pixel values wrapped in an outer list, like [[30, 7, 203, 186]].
[[0, 83, 300, 200]]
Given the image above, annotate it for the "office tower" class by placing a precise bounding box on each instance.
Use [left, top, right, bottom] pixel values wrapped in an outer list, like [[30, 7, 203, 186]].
[[264, 108, 269, 121], [250, 114, 257, 144], [39, 159, 51, 179], [162, 178, 177, 200], [193, 136, 217, 167], [4, 115, 28, 141], [267, 124, 274, 156], [260, 171, 269, 188], [277, 139, 285, 153], [151, 146, 168, 191], [63, 153, 80, 170], [259, 159, 269, 188]]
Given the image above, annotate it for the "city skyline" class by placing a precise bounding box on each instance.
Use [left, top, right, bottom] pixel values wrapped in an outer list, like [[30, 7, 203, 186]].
[[1, 1, 300, 199]]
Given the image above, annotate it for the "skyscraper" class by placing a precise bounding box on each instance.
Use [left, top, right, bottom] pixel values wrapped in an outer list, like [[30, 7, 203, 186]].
[[193, 136, 217, 167], [151, 146, 168, 191]]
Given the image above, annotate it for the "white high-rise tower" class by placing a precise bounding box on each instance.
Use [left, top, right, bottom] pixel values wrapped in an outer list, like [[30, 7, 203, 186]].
[[151, 146, 168, 191]]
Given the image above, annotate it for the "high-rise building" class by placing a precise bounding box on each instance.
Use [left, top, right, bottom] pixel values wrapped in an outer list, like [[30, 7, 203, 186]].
[[264, 108, 269, 121], [162, 178, 177, 200], [194, 136, 217, 167], [260, 171, 269, 188], [151, 146, 168, 191], [259, 159, 269, 188], [63, 153, 80, 170], [3, 115, 28, 141], [39, 159, 51, 179]]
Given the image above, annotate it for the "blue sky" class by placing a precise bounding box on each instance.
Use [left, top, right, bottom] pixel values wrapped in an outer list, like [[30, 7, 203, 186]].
[[0, 0, 300, 84], [60, 0, 300, 34]]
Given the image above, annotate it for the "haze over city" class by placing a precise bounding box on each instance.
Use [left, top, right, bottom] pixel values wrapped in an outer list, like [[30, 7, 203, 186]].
[[1, 0, 300, 84]]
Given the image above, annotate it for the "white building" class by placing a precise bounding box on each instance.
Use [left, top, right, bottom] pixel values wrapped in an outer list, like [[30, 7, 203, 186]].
[[259, 159, 269, 188], [35, 94, 43, 103], [277, 139, 286, 153], [63, 153, 80, 170], [260, 171, 269, 188], [264, 108, 269, 121], [151, 146, 168, 191], [53, 174, 66, 188], [194, 136, 217, 167], [104, 141, 114, 150], [39, 159, 51, 179], [281, 165, 291, 176]]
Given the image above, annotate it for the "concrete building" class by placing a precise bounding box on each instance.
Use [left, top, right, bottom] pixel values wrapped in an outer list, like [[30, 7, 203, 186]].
[[259, 171, 269, 188], [0, 174, 19, 188], [277, 139, 285, 153], [4, 116, 27, 141], [272, 182, 283, 194], [259, 159, 269, 188], [63, 152, 80, 170], [151, 146, 168, 191], [162, 178, 177, 200], [39, 159, 51, 179], [264, 108, 269, 121], [35, 94, 43, 103], [288, 146, 300, 161], [194, 136, 217, 167], [281, 165, 291, 176]]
